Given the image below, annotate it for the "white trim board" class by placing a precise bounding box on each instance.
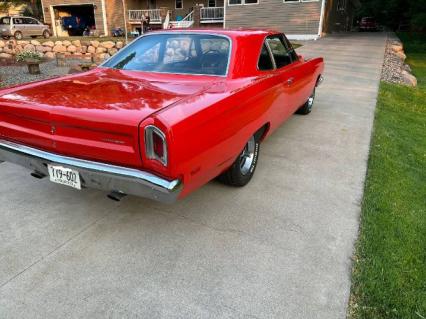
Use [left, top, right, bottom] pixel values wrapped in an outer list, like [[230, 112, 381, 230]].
[[286, 34, 320, 40]]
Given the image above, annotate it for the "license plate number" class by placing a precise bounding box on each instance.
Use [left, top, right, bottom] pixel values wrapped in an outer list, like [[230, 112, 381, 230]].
[[47, 165, 81, 190]]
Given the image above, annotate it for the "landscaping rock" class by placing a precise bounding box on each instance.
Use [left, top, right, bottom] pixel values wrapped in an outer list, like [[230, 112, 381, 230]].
[[67, 45, 77, 53], [71, 40, 81, 47], [53, 45, 67, 53], [401, 70, 417, 87], [54, 41, 63, 46], [81, 40, 90, 47], [101, 41, 115, 49], [17, 40, 29, 46], [36, 45, 45, 52], [99, 53, 111, 60], [87, 46, 96, 54], [15, 45, 23, 53], [0, 40, 5, 48], [68, 65, 83, 74], [43, 41, 55, 47], [90, 40, 100, 48], [108, 48, 118, 56], [395, 50, 406, 61], [43, 46, 52, 52], [24, 44, 36, 51], [81, 46, 87, 54], [44, 52, 55, 59], [30, 40, 41, 46], [3, 47, 14, 54], [0, 53, 12, 59], [96, 47, 107, 54], [62, 40, 72, 46], [403, 63, 412, 72], [116, 41, 124, 49]]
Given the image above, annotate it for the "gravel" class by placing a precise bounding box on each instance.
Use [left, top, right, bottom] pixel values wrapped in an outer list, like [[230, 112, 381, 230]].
[[381, 34, 407, 85], [0, 59, 84, 88]]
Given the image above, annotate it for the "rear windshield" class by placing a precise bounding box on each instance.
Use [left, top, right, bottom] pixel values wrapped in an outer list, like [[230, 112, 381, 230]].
[[0, 17, 11, 25], [103, 33, 231, 76]]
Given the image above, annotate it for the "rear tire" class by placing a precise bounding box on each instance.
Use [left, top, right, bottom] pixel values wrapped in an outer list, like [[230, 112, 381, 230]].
[[14, 31, 22, 40], [43, 30, 50, 39], [296, 88, 315, 115], [218, 134, 260, 187]]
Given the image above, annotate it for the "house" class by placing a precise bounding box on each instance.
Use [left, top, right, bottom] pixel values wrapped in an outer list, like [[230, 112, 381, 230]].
[[39, 0, 359, 39]]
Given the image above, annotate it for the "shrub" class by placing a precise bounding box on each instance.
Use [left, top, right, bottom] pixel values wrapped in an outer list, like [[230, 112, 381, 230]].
[[16, 50, 43, 63]]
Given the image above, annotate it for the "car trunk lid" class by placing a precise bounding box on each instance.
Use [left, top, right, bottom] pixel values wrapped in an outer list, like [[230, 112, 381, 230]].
[[0, 68, 213, 167]]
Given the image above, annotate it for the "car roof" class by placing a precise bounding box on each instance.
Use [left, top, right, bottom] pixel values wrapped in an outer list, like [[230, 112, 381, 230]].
[[151, 28, 281, 39]]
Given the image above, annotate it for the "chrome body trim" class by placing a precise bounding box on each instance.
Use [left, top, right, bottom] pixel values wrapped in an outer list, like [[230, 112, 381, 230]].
[[0, 139, 182, 203]]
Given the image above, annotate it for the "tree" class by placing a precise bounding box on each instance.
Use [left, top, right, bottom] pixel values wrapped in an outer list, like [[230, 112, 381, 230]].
[[0, 0, 42, 19]]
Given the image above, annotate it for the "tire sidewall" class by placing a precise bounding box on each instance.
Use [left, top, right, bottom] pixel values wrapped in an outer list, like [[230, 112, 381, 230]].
[[231, 137, 260, 185]]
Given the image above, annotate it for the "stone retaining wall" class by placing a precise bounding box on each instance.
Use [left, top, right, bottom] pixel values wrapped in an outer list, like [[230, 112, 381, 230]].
[[0, 39, 124, 61]]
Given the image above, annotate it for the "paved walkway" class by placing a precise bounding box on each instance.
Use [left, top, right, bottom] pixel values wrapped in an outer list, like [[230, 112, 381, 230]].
[[0, 33, 387, 318]]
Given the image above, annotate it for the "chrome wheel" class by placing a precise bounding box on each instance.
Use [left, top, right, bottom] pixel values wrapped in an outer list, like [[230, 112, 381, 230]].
[[239, 136, 256, 175], [307, 90, 315, 112], [14, 32, 22, 40]]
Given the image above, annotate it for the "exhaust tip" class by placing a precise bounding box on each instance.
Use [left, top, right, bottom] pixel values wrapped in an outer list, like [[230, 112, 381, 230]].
[[107, 191, 127, 202], [31, 171, 46, 179]]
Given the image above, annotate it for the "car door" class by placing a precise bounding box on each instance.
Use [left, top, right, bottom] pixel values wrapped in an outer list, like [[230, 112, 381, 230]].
[[12, 18, 24, 36], [267, 34, 314, 114], [26, 18, 39, 36], [265, 35, 301, 118]]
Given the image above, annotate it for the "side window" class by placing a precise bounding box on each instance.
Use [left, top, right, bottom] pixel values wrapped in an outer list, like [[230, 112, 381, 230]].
[[13, 18, 23, 25], [23, 18, 34, 24], [281, 34, 299, 62], [258, 44, 274, 71], [266, 36, 292, 68]]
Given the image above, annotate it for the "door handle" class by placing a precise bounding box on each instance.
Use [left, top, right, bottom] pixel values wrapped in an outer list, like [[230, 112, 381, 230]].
[[286, 77, 295, 86]]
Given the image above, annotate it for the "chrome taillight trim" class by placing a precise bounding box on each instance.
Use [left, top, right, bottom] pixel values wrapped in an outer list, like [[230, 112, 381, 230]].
[[144, 125, 168, 166]]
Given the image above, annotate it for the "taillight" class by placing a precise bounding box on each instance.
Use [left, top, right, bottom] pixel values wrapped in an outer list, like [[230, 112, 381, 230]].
[[144, 125, 168, 166]]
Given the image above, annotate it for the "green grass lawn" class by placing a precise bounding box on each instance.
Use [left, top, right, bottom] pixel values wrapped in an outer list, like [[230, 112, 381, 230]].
[[349, 33, 426, 319]]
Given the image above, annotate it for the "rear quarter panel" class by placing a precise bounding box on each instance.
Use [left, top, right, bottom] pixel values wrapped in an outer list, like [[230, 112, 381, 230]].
[[158, 57, 323, 198]]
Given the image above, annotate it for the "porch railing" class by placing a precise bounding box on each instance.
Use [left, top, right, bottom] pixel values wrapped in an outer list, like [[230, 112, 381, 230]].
[[128, 9, 162, 23], [200, 7, 224, 22], [170, 10, 194, 28]]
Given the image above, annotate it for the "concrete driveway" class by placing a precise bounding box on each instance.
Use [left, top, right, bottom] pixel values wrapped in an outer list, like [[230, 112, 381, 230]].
[[0, 33, 386, 318]]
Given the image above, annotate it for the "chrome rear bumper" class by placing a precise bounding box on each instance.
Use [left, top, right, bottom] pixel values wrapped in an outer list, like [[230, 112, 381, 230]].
[[0, 139, 182, 203]]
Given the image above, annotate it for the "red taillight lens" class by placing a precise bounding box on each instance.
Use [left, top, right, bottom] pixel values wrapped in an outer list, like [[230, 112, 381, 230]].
[[145, 125, 168, 166], [153, 132, 164, 158]]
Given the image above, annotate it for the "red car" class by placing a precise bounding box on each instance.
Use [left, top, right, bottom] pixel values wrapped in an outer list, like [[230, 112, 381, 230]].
[[359, 17, 378, 32], [0, 29, 324, 203]]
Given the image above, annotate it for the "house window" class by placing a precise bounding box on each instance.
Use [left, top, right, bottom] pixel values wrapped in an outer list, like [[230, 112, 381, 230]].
[[228, 0, 258, 5], [337, 0, 346, 11], [208, 0, 216, 6], [283, 0, 319, 3], [175, 0, 183, 9]]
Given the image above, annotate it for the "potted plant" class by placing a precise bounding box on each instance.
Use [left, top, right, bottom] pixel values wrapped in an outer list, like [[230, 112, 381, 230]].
[[16, 50, 43, 75]]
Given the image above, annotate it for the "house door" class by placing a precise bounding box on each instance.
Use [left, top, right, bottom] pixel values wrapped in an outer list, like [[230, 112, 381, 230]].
[[148, 0, 156, 9]]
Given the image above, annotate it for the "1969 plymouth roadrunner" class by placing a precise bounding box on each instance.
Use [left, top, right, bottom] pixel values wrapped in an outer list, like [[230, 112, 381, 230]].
[[0, 29, 324, 203]]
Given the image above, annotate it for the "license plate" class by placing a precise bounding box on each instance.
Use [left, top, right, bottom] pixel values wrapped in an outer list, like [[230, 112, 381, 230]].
[[47, 164, 81, 190]]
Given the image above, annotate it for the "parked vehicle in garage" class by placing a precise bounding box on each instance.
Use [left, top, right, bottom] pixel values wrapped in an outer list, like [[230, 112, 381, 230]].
[[0, 16, 51, 40], [0, 29, 324, 203]]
